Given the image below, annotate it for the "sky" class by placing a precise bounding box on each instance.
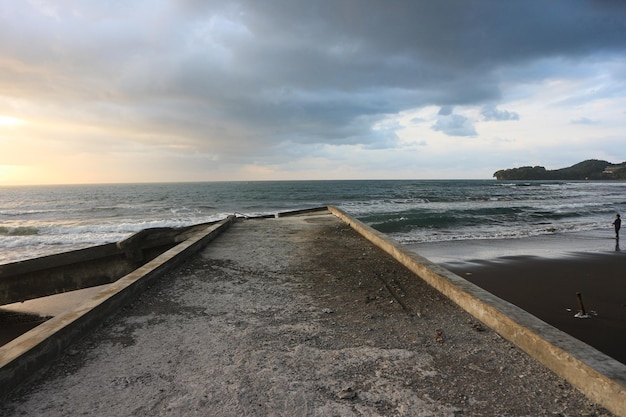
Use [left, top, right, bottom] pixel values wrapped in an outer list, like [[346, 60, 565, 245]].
[[1, 1, 625, 185]]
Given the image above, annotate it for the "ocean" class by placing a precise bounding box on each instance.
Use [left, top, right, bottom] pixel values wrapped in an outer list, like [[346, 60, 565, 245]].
[[1, 180, 625, 265]]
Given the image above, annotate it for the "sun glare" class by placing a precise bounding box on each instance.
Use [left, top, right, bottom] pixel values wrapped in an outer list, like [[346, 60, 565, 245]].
[[0, 165, 24, 184], [0, 115, 24, 127]]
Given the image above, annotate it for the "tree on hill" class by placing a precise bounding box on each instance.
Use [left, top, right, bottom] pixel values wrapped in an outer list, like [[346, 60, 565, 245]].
[[493, 166, 547, 180], [493, 159, 626, 180]]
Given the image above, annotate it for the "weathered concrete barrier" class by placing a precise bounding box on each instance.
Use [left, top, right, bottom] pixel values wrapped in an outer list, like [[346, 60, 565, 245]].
[[0, 216, 235, 399], [328, 206, 626, 417], [276, 206, 328, 217], [0, 223, 218, 305]]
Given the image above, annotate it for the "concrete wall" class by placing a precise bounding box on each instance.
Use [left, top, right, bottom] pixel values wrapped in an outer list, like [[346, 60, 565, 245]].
[[328, 206, 626, 417], [0, 244, 127, 305], [0, 223, 219, 305], [0, 216, 235, 399]]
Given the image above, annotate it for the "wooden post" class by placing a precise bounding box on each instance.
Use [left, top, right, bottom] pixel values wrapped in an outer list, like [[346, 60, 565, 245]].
[[576, 292, 587, 316]]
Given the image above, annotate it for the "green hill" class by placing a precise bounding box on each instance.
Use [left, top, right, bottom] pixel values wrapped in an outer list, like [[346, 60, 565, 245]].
[[493, 159, 626, 180]]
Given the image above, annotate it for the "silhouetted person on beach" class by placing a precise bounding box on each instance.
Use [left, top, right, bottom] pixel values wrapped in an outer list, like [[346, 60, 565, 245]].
[[612, 213, 621, 240]]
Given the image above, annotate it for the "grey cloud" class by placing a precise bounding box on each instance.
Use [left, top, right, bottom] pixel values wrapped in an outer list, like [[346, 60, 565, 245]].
[[481, 105, 520, 121], [0, 0, 625, 155], [438, 106, 453, 116], [432, 114, 477, 137], [410, 117, 427, 125]]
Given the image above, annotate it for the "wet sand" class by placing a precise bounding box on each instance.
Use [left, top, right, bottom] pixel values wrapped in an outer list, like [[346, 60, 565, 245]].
[[409, 231, 626, 364]]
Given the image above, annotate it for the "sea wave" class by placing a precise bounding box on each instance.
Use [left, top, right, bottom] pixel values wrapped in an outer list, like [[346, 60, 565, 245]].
[[1, 180, 624, 265], [0, 226, 40, 236]]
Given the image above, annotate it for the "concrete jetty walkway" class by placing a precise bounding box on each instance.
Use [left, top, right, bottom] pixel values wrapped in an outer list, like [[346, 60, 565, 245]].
[[0, 210, 619, 416]]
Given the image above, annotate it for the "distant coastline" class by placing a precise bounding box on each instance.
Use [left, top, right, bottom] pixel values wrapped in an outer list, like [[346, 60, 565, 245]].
[[493, 159, 626, 180]]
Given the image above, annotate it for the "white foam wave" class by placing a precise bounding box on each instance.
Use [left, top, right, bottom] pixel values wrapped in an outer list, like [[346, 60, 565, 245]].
[[0, 213, 231, 265]]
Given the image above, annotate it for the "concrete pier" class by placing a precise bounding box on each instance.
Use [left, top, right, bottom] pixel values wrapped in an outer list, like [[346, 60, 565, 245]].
[[0, 209, 624, 416]]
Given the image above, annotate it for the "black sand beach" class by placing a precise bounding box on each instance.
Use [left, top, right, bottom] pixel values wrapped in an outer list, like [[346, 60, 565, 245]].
[[410, 231, 626, 364], [444, 253, 626, 364]]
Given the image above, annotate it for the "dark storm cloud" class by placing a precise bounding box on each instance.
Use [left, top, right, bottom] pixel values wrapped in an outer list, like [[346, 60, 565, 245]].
[[1, 0, 625, 152], [151, 0, 626, 145]]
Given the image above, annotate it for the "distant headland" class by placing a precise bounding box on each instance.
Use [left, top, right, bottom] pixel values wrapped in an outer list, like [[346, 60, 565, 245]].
[[493, 159, 626, 180]]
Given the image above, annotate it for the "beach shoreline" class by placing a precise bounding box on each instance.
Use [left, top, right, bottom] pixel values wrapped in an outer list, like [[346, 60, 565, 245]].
[[406, 228, 621, 263], [409, 230, 626, 364]]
